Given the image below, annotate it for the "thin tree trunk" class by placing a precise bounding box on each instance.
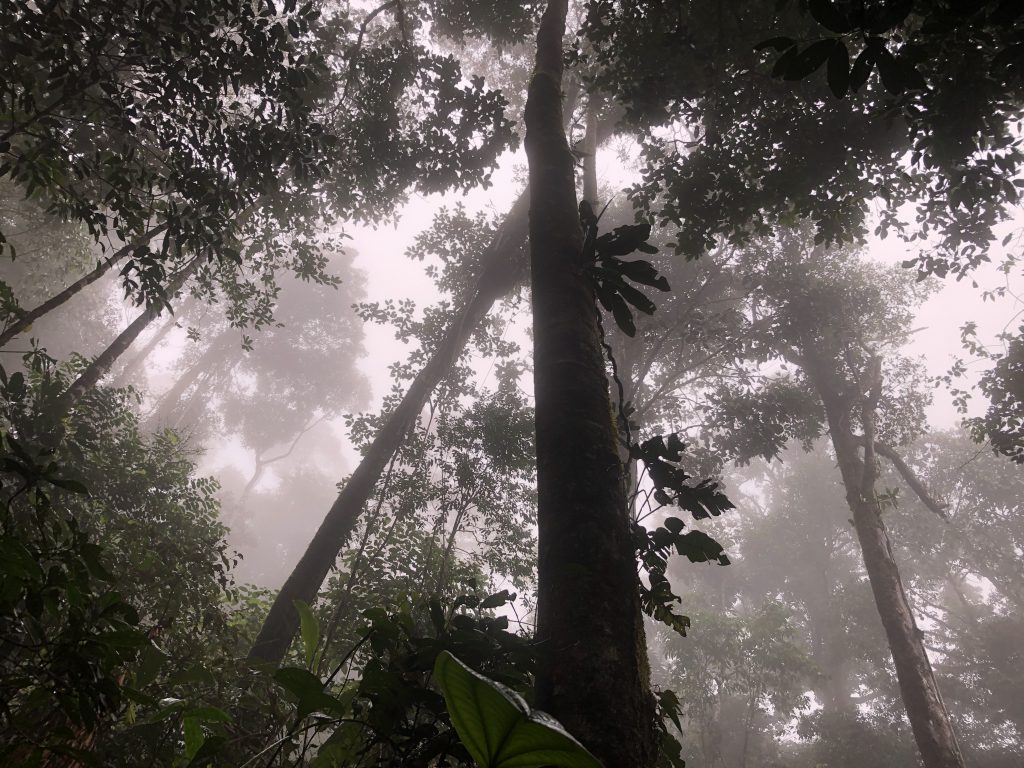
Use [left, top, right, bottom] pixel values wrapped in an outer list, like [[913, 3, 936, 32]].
[[113, 293, 204, 387], [525, 2, 656, 765], [247, 191, 531, 664], [582, 96, 599, 207], [804, 353, 965, 768], [112, 311, 179, 387], [52, 258, 200, 419], [0, 223, 168, 348], [146, 329, 241, 428]]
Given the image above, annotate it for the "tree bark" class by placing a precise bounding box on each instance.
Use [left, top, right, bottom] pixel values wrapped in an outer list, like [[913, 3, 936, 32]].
[[247, 191, 531, 664], [52, 258, 200, 420], [803, 352, 965, 768], [0, 223, 168, 348], [525, 2, 656, 766]]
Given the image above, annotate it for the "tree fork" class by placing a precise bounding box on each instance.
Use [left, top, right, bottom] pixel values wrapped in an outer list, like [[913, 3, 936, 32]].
[[526, 2, 656, 765], [806, 355, 965, 768]]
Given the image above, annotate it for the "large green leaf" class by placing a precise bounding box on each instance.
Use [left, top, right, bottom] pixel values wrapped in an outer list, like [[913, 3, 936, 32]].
[[293, 599, 320, 668], [433, 651, 603, 768]]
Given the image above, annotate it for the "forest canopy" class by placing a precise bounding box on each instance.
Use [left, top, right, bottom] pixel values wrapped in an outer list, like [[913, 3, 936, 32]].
[[1, 1, 1022, 767]]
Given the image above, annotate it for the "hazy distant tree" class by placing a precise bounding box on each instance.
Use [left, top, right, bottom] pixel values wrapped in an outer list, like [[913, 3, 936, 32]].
[[0, 180, 113, 359], [717, 235, 966, 768], [146, 248, 370, 489], [651, 597, 816, 768], [883, 430, 1024, 762]]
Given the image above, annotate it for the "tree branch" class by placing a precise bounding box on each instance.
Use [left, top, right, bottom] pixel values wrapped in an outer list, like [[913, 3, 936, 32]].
[[854, 435, 949, 520]]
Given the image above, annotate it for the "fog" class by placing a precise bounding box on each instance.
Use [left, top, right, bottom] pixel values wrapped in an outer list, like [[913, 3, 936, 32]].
[[2, 2, 1022, 767]]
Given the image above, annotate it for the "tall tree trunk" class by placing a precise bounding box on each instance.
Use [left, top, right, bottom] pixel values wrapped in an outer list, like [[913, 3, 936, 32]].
[[525, 2, 656, 766], [0, 223, 168, 348], [52, 258, 200, 420], [803, 352, 965, 768], [247, 82, 625, 666], [248, 191, 531, 664], [806, 547, 855, 716]]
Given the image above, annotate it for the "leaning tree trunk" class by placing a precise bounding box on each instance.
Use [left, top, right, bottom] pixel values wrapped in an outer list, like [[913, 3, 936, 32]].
[[52, 258, 200, 420], [0, 223, 168, 348], [525, 2, 656, 765], [146, 328, 242, 429], [248, 191, 531, 663], [804, 352, 965, 768], [247, 81, 627, 666]]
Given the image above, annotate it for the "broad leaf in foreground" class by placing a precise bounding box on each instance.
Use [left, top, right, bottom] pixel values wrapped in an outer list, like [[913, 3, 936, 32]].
[[433, 651, 602, 768]]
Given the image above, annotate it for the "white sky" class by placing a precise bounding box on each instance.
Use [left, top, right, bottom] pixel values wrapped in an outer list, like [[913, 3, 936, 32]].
[[348, 141, 1023, 435], [114, 133, 1022, 587]]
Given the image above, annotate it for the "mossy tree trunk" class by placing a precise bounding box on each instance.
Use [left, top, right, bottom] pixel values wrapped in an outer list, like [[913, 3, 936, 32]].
[[525, 2, 656, 765]]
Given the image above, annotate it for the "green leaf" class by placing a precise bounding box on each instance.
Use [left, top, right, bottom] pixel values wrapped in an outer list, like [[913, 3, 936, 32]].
[[595, 223, 653, 258], [147, 698, 189, 723], [135, 643, 167, 688], [613, 259, 670, 291], [674, 530, 729, 565], [663, 517, 685, 535], [771, 45, 801, 78], [479, 589, 514, 610], [875, 47, 908, 94], [96, 629, 147, 648], [183, 716, 205, 760], [7, 371, 24, 399], [293, 599, 320, 668], [615, 280, 657, 315], [849, 45, 876, 92], [596, 286, 636, 337], [187, 706, 232, 724], [49, 475, 90, 495], [754, 36, 796, 52], [274, 667, 348, 720], [783, 40, 837, 81], [433, 651, 603, 768]]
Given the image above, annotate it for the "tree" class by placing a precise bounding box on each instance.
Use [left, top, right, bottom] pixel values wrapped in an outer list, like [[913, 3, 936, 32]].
[[757, 0, 1024, 462], [2, 0, 517, 310], [882, 430, 1024, 762], [721, 234, 966, 768], [650, 597, 816, 768], [524, 2, 657, 764], [0, 179, 115, 359], [248, 191, 531, 663], [0, 351, 238, 763]]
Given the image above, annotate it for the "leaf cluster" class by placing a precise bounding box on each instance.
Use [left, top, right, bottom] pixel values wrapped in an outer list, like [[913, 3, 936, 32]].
[[582, 204, 669, 337]]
